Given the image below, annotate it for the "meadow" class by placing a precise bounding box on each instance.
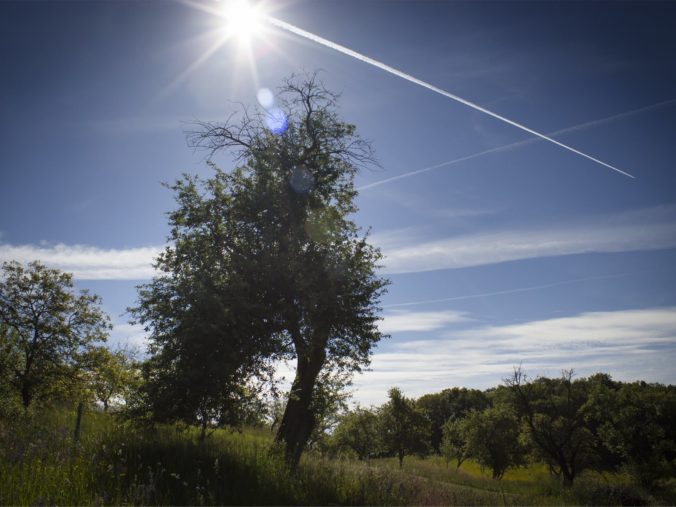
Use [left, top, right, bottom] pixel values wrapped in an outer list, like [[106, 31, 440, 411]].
[[0, 405, 661, 506]]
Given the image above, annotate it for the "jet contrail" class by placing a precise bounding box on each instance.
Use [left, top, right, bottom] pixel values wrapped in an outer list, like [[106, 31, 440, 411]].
[[360, 98, 676, 190], [384, 272, 630, 308], [266, 15, 635, 179]]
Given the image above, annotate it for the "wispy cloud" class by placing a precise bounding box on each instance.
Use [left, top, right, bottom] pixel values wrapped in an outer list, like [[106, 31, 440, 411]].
[[353, 306, 676, 405], [359, 98, 676, 190], [109, 322, 148, 352], [384, 272, 630, 308], [379, 310, 468, 334], [0, 243, 161, 280], [378, 206, 676, 274]]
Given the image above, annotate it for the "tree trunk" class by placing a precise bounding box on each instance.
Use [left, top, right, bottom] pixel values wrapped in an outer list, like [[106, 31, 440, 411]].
[[73, 401, 85, 443], [561, 468, 575, 488], [398, 449, 404, 469], [558, 459, 575, 487], [275, 345, 326, 467], [199, 422, 207, 443], [20, 383, 33, 409], [103, 399, 109, 412]]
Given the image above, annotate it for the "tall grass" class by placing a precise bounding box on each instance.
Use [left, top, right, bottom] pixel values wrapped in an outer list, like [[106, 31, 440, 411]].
[[0, 406, 661, 505]]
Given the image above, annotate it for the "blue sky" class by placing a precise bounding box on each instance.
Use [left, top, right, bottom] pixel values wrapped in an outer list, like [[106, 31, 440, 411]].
[[1, 0, 675, 405]]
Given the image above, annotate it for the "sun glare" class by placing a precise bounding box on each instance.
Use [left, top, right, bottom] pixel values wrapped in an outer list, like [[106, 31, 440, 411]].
[[222, 0, 263, 42]]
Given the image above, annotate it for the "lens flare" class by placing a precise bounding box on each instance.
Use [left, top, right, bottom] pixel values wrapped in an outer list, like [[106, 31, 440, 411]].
[[257, 88, 274, 108], [265, 107, 288, 135]]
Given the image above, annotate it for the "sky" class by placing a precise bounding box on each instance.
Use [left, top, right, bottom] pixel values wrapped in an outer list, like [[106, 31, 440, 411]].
[[1, 0, 676, 406]]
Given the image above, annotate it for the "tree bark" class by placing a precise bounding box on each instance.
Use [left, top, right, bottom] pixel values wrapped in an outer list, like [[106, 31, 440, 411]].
[[275, 343, 326, 467], [561, 467, 575, 487], [73, 401, 85, 443], [21, 383, 33, 409]]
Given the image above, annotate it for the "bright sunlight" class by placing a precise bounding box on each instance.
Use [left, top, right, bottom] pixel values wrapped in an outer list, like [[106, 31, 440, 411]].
[[221, 0, 263, 42]]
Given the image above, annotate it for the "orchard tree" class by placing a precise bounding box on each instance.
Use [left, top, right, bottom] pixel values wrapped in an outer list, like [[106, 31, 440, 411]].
[[87, 346, 140, 411], [462, 406, 524, 480], [333, 406, 382, 460], [380, 387, 429, 468], [506, 368, 596, 487], [586, 377, 676, 487], [440, 417, 468, 469], [0, 261, 110, 409], [305, 367, 354, 451], [418, 387, 489, 453], [134, 74, 388, 465]]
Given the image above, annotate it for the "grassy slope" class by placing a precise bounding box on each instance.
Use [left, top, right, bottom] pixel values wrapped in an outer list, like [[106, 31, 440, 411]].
[[0, 407, 660, 505]]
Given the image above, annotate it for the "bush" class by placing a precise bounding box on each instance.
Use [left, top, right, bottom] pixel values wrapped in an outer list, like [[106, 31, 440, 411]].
[[571, 474, 654, 506]]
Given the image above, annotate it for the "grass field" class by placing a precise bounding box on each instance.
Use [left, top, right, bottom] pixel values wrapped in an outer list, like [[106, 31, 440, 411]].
[[0, 405, 661, 505]]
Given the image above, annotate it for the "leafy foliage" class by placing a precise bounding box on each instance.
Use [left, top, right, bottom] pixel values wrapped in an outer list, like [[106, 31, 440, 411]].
[[0, 261, 110, 409], [506, 369, 601, 487], [333, 406, 382, 460], [462, 406, 525, 480], [418, 387, 489, 453], [86, 346, 141, 411], [440, 417, 468, 469], [380, 387, 429, 468], [134, 74, 388, 464], [586, 377, 676, 488]]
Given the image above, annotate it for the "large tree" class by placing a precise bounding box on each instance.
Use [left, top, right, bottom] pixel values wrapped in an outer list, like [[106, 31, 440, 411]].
[[0, 261, 110, 409], [133, 74, 388, 465]]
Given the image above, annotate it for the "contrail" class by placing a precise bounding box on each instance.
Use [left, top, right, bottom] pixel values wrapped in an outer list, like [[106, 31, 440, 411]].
[[383, 272, 630, 308], [360, 98, 676, 190], [266, 15, 635, 179]]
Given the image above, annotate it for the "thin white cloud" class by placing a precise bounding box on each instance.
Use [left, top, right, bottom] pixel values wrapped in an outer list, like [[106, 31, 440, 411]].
[[109, 322, 149, 352], [378, 206, 676, 274], [0, 243, 161, 280], [385, 272, 629, 308], [352, 306, 676, 405], [379, 310, 468, 334]]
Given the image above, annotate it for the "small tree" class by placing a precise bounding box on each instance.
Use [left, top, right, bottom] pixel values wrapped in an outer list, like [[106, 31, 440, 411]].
[[305, 366, 353, 452], [87, 346, 139, 411], [380, 387, 429, 468], [333, 406, 382, 460], [462, 406, 524, 480], [0, 261, 110, 409], [418, 387, 489, 453], [440, 417, 468, 469]]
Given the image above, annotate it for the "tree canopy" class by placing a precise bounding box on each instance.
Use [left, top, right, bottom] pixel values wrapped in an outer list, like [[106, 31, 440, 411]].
[[380, 387, 429, 468], [0, 261, 110, 409], [132, 74, 388, 464]]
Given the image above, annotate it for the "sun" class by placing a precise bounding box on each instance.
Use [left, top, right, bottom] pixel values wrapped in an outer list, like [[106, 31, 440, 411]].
[[222, 0, 264, 43]]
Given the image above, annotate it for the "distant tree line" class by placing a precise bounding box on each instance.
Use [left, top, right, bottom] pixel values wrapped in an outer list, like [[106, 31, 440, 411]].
[[326, 370, 676, 490]]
